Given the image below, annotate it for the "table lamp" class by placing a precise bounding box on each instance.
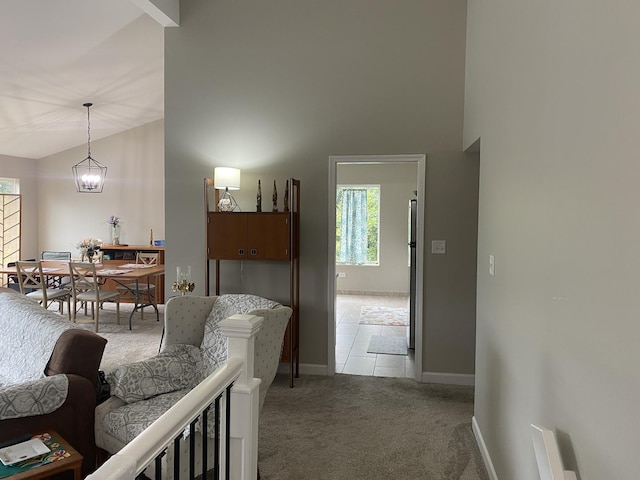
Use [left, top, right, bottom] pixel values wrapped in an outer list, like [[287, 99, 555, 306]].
[[214, 167, 241, 212]]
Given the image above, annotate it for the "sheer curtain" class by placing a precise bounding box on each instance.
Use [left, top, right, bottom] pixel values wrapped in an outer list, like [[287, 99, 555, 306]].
[[338, 188, 368, 264]]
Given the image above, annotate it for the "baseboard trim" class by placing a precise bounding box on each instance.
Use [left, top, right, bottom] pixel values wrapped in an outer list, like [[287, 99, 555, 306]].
[[472, 416, 499, 480], [336, 290, 409, 297], [277, 365, 475, 386], [277, 363, 328, 377], [421, 371, 475, 386]]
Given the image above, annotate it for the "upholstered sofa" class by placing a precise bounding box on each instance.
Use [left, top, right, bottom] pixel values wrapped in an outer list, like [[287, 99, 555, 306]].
[[0, 287, 107, 475], [95, 294, 292, 479]]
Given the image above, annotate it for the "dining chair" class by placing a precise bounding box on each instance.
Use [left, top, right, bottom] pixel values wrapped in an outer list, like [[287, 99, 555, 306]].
[[115, 252, 160, 327], [40, 250, 72, 288], [69, 262, 120, 333], [6, 261, 22, 292], [15, 260, 71, 320], [6, 259, 37, 292]]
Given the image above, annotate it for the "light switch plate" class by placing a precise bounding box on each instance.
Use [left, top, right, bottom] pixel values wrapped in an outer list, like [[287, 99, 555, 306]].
[[431, 240, 446, 254]]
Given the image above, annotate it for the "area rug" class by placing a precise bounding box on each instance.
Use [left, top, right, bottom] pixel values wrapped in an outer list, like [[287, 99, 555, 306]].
[[359, 305, 409, 326], [69, 304, 164, 373], [367, 335, 408, 355]]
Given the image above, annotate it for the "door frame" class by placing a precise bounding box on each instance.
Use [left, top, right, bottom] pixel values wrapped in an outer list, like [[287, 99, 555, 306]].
[[327, 154, 426, 381]]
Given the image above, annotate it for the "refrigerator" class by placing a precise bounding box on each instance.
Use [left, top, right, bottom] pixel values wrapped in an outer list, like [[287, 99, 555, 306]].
[[408, 198, 417, 349]]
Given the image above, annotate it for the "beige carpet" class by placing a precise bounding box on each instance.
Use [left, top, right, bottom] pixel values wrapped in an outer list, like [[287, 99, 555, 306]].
[[57, 305, 488, 479], [258, 374, 489, 480], [68, 303, 164, 373]]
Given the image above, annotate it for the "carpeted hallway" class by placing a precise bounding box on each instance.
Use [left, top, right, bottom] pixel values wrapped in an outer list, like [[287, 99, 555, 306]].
[[258, 374, 489, 480], [60, 302, 488, 479]]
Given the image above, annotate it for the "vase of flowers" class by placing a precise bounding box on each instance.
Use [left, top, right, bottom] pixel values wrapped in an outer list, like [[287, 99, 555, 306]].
[[77, 237, 103, 262], [108, 215, 120, 245]]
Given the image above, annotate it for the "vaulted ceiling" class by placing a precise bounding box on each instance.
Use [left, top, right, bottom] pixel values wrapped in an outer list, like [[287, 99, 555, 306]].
[[0, 0, 165, 159]]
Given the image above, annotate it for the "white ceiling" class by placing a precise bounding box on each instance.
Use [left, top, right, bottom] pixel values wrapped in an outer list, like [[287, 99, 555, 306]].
[[0, 0, 164, 160]]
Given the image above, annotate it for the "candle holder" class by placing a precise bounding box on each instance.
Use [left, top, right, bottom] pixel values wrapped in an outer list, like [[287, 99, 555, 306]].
[[172, 279, 195, 296], [172, 266, 195, 296]]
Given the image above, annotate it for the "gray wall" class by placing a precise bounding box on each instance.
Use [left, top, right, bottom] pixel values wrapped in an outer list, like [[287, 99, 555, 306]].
[[336, 162, 417, 295], [465, 1, 640, 479], [165, 0, 478, 377]]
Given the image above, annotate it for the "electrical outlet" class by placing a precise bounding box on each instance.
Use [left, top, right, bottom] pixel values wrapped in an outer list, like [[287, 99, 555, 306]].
[[431, 240, 446, 254], [338, 272, 346, 278], [489, 255, 495, 276]]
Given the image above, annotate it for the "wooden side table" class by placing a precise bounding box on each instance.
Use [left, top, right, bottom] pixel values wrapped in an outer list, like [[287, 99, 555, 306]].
[[3, 431, 83, 480]]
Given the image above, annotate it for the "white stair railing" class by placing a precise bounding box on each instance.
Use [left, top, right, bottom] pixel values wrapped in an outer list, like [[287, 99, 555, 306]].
[[87, 314, 264, 480], [531, 424, 577, 480]]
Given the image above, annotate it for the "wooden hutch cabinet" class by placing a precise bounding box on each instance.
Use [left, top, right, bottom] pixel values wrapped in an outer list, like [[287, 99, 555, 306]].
[[205, 178, 300, 387], [207, 212, 290, 261]]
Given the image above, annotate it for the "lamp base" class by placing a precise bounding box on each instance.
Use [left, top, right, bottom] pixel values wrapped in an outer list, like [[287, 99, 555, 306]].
[[217, 190, 239, 212]]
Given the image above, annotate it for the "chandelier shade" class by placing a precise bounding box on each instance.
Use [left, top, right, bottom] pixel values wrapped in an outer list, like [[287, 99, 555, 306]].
[[72, 102, 106, 193]]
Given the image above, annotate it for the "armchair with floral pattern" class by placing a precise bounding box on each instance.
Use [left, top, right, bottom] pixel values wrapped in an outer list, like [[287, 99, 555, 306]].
[[94, 294, 292, 479]]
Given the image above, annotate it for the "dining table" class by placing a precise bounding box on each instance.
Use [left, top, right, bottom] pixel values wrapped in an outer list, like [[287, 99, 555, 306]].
[[0, 260, 166, 326]]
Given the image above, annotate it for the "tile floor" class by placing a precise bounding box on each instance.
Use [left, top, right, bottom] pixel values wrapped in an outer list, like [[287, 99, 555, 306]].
[[335, 294, 415, 378]]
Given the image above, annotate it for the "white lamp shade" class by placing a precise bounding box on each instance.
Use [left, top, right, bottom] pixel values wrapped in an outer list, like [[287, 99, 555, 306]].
[[214, 167, 241, 190]]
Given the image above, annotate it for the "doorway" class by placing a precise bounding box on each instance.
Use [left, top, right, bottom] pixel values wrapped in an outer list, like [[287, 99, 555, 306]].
[[328, 155, 425, 380]]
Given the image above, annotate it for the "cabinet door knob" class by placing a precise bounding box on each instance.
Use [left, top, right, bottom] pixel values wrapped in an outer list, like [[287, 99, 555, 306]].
[[238, 249, 245, 256], [250, 249, 258, 256]]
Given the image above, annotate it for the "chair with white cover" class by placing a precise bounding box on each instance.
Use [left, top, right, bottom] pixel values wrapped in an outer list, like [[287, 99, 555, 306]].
[[40, 250, 72, 289], [40, 251, 72, 262], [69, 262, 120, 333], [15, 260, 71, 320], [115, 252, 159, 329], [94, 294, 292, 480]]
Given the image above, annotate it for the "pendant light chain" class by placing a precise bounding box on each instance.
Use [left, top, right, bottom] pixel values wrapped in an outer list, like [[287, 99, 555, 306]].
[[84, 102, 93, 158]]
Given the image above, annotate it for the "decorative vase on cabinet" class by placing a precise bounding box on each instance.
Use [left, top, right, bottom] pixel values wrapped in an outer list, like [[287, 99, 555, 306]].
[[110, 225, 120, 245]]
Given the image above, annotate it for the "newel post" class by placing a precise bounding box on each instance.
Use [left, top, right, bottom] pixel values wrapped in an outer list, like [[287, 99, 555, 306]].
[[219, 314, 263, 480]]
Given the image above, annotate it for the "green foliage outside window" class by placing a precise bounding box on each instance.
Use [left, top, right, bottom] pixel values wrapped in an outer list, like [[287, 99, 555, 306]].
[[0, 178, 18, 194], [336, 185, 380, 264]]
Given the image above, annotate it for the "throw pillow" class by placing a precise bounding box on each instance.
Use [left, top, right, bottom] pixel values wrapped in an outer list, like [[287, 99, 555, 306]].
[[111, 344, 204, 403], [0, 375, 69, 420]]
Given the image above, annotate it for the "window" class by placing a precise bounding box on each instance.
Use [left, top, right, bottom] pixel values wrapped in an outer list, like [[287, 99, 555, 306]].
[[336, 185, 380, 265], [0, 178, 19, 194], [1, 193, 21, 276], [1, 178, 21, 276]]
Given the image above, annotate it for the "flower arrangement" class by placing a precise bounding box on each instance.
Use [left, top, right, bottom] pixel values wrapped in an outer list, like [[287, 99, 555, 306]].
[[77, 237, 103, 253], [107, 215, 120, 226]]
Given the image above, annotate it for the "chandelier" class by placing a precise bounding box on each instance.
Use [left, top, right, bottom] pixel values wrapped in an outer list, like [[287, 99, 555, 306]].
[[72, 102, 107, 193]]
